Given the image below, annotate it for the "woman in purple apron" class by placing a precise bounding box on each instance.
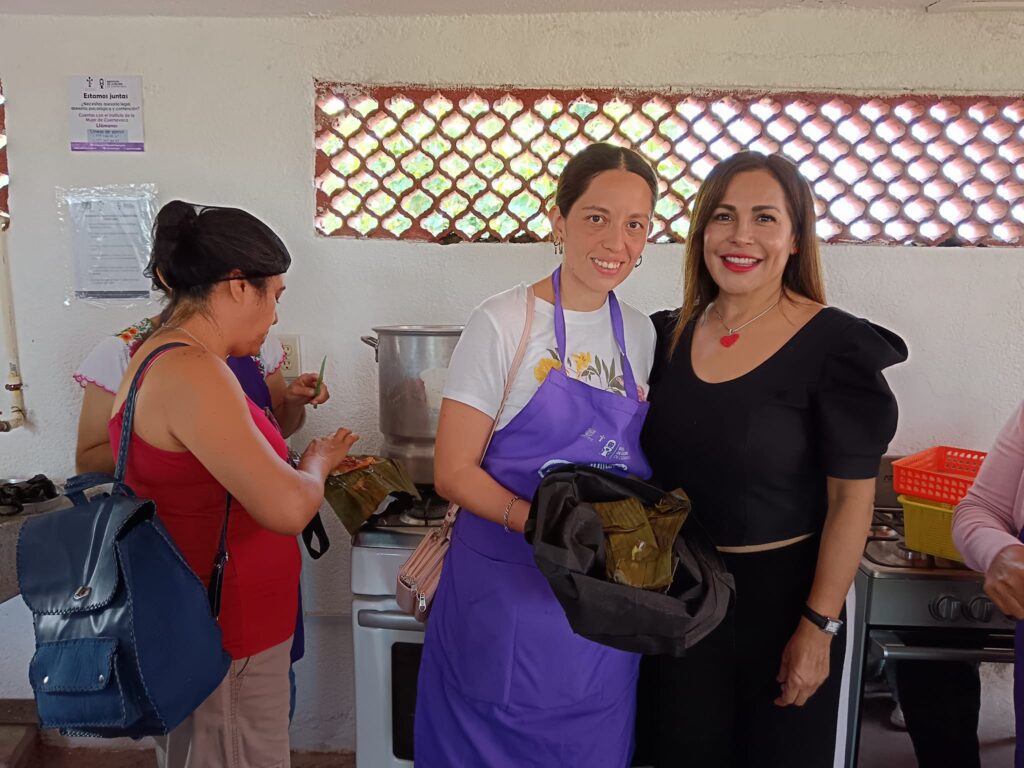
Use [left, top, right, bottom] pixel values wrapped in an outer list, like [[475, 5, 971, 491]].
[[952, 400, 1024, 768], [415, 144, 660, 767]]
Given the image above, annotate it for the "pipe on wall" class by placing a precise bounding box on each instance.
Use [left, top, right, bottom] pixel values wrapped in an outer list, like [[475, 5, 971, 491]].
[[0, 226, 25, 432]]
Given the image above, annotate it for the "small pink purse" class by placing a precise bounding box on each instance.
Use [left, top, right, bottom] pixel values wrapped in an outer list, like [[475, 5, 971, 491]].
[[396, 287, 536, 622]]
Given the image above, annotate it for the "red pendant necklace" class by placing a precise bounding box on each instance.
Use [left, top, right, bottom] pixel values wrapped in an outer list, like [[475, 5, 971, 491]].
[[711, 297, 782, 348]]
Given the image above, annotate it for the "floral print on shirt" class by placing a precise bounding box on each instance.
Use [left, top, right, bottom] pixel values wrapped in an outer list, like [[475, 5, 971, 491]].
[[116, 317, 156, 356], [533, 349, 646, 401]]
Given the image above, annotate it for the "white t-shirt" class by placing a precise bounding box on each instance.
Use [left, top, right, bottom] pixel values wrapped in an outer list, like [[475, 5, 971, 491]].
[[444, 283, 656, 430], [73, 316, 286, 394]]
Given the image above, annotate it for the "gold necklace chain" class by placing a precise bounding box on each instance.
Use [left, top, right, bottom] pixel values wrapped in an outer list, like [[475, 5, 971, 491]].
[[161, 324, 209, 353], [711, 296, 782, 335]]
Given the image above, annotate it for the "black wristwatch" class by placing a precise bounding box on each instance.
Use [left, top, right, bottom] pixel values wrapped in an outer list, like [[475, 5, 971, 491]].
[[802, 605, 843, 636]]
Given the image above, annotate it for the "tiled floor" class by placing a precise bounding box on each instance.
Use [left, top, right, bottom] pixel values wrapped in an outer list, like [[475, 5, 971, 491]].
[[19, 669, 1018, 768], [21, 728, 1021, 768], [291, 755, 356, 768], [29, 748, 355, 767], [857, 695, 1015, 767]]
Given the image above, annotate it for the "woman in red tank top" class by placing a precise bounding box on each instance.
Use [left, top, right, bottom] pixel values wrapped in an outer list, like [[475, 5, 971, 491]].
[[109, 201, 358, 768]]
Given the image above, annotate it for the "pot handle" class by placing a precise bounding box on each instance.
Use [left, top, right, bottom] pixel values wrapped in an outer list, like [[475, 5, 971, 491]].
[[360, 335, 379, 363]]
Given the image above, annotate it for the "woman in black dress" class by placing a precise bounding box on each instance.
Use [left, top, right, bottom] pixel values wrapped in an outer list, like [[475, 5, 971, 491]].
[[639, 151, 907, 767]]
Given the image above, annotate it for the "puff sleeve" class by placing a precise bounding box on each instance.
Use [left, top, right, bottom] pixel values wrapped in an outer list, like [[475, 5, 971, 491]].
[[815, 317, 908, 479], [259, 335, 286, 378], [73, 336, 131, 394]]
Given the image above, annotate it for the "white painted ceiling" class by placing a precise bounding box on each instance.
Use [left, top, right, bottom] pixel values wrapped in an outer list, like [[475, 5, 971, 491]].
[[0, 0, 956, 17]]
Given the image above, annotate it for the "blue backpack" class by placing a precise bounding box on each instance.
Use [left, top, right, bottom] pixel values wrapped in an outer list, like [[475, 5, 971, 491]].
[[17, 343, 231, 737]]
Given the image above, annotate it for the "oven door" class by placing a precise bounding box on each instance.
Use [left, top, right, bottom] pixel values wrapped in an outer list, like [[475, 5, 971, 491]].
[[870, 628, 1015, 664], [355, 596, 661, 768], [863, 628, 1015, 767], [352, 596, 427, 768]]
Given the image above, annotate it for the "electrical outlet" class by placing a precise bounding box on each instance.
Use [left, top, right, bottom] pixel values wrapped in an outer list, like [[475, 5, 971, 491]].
[[277, 334, 301, 379]]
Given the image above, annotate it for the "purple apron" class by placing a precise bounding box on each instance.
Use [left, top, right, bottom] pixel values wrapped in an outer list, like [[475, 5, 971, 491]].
[[415, 268, 651, 767]]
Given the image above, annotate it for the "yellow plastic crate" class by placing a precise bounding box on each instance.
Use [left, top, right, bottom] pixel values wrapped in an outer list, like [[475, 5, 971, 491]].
[[898, 494, 963, 563]]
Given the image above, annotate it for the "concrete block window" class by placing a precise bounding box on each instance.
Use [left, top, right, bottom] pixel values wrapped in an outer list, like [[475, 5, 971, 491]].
[[314, 82, 1024, 247]]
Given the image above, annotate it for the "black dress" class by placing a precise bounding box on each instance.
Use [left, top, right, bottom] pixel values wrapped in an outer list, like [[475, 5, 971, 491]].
[[635, 306, 907, 768]]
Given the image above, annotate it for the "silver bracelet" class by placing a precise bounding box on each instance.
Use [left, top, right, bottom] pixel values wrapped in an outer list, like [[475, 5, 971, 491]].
[[503, 494, 521, 533]]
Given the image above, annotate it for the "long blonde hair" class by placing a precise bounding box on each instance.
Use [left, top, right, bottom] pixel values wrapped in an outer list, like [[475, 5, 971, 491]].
[[669, 151, 826, 356]]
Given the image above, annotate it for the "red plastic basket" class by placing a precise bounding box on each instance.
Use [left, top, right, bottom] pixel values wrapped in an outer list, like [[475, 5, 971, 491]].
[[892, 446, 986, 506]]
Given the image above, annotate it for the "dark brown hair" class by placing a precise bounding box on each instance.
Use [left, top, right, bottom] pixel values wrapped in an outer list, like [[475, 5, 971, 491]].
[[669, 151, 826, 355], [146, 201, 291, 319], [554, 142, 658, 216]]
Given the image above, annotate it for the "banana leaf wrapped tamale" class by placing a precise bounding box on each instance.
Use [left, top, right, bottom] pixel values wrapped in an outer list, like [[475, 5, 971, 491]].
[[593, 491, 689, 591], [324, 456, 420, 535]]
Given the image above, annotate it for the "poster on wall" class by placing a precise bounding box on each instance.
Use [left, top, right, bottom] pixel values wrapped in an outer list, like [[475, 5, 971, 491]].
[[68, 76, 144, 152], [60, 184, 156, 300]]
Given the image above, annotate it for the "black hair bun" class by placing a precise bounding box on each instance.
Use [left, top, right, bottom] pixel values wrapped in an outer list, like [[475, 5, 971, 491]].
[[154, 200, 199, 245], [145, 200, 290, 296], [149, 201, 201, 290]]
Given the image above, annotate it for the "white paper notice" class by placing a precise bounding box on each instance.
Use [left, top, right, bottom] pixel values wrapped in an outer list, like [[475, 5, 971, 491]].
[[67, 193, 153, 299], [68, 76, 144, 152]]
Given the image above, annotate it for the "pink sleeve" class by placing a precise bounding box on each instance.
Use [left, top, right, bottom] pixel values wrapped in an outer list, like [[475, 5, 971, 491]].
[[952, 401, 1024, 573]]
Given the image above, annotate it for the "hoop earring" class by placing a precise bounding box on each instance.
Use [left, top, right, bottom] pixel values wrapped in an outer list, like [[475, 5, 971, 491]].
[[635, 254, 643, 268]]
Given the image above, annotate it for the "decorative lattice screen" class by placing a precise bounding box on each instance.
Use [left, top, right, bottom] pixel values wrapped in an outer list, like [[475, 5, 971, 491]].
[[0, 82, 8, 231], [314, 82, 1024, 246]]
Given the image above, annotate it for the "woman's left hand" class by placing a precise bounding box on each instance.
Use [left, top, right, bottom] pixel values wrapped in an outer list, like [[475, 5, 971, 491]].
[[285, 372, 331, 408], [774, 619, 832, 707]]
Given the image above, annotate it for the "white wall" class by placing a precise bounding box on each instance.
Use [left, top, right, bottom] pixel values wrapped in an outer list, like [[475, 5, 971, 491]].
[[0, 6, 1023, 752]]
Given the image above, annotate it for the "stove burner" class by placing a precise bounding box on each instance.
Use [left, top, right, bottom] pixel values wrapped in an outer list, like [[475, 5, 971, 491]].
[[863, 538, 934, 569], [871, 507, 904, 536], [892, 544, 933, 561], [868, 525, 899, 541], [370, 486, 449, 529], [895, 543, 932, 564], [398, 494, 448, 526]]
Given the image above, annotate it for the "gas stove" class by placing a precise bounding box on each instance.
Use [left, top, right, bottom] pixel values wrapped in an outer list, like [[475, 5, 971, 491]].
[[863, 507, 976, 576], [844, 460, 1016, 767], [350, 486, 449, 768], [856, 505, 1011, 629], [351, 487, 446, 598]]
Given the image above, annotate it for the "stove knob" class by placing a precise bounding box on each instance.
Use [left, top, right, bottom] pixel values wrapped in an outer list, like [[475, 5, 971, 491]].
[[929, 594, 962, 621], [964, 596, 994, 623]]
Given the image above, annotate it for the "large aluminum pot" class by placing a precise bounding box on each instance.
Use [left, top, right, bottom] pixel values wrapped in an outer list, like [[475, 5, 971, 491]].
[[361, 325, 463, 485]]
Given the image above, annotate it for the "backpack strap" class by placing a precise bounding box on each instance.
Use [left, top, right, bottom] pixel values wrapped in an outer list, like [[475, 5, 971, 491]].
[[112, 341, 233, 618], [208, 493, 232, 618], [114, 342, 188, 483]]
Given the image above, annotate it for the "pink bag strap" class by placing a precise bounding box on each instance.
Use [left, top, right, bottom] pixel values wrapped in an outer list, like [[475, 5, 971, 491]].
[[483, 284, 536, 457], [440, 285, 536, 529]]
